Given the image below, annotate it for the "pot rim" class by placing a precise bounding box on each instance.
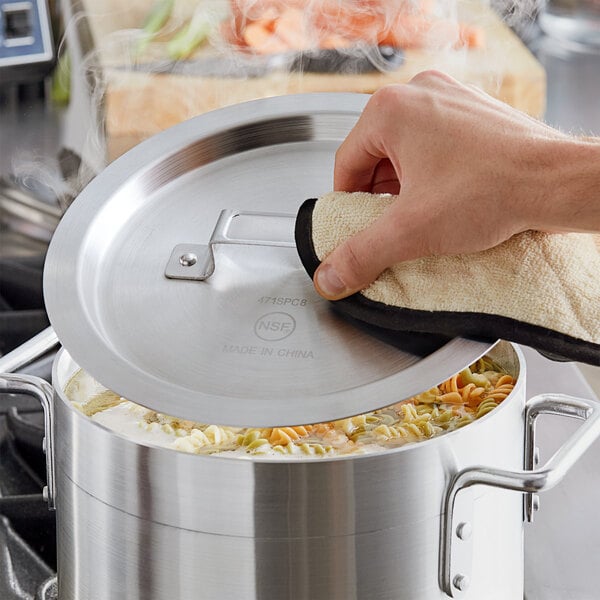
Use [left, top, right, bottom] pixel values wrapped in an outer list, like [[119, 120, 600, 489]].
[[52, 342, 526, 464]]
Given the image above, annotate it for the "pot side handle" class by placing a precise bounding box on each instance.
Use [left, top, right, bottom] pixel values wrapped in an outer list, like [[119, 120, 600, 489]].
[[0, 327, 59, 374], [0, 373, 56, 510], [440, 393, 600, 598]]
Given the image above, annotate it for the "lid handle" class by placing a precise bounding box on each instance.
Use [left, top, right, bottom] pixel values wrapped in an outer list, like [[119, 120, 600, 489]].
[[165, 209, 296, 281]]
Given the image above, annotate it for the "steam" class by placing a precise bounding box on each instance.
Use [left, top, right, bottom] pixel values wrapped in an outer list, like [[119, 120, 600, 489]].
[[9, 12, 107, 211], [83, 0, 491, 165], [492, 0, 541, 28], [9, 153, 72, 210], [9, 0, 542, 212]]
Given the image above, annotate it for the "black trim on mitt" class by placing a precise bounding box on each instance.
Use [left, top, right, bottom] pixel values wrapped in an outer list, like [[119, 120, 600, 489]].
[[295, 198, 320, 279], [295, 198, 600, 366]]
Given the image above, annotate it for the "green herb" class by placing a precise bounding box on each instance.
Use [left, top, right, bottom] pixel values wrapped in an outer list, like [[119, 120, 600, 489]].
[[167, 10, 213, 60], [137, 0, 175, 55], [51, 52, 71, 106]]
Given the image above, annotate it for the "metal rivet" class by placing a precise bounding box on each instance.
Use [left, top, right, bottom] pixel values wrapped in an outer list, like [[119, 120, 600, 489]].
[[532, 494, 540, 512], [42, 486, 49, 502], [456, 521, 472, 541], [179, 253, 197, 267], [42, 436, 47, 454], [453, 574, 470, 591]]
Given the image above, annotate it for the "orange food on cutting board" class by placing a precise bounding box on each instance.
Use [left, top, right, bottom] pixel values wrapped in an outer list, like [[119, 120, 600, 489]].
[[230, 0, 485, 53], [102, 0, 544, 161], [243, 20, 290, 54], [274, 7, 314, 50]]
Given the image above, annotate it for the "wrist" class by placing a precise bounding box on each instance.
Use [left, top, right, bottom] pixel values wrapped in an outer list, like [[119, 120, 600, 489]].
[[525, 137, 600, 234]]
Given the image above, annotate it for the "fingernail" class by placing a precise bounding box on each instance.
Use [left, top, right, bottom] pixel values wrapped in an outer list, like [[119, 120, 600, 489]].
[[315, 263, 347, 298]]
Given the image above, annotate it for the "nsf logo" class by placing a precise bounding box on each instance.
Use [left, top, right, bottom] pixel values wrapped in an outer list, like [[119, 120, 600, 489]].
[[254, 312, 296, 341]]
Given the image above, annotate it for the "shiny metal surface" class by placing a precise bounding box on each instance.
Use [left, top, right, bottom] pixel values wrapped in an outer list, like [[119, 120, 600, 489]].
[[523, 393, 600, 521], [164, 210, 297, 281], [440, 393, 600, 597], [49, 341, 527, 600], [522, 354, 600, 600], [44, 94, 493, 427], [6, 341, 598, 598], [50, 343, 522, 538], [0, 326, 59, 373], [535, 36, 600, 133], [54, 480, 521, 600], [0, 178, 62, 243], [539, 0, 600, 47], [0, 373, 56, 509]]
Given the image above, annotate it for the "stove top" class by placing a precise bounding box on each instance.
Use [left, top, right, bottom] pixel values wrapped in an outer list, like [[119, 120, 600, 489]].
[[0, 253, 56, 599], [0, 397, 56, 599], [0, 255, 49, 355]]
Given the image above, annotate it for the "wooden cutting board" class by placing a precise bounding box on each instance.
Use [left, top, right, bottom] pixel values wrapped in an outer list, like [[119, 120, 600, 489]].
[[84, 1, 546, 162]]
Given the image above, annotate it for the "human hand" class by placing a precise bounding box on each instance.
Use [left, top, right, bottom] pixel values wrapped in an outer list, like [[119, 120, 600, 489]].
[[314, 70, 600, 300]]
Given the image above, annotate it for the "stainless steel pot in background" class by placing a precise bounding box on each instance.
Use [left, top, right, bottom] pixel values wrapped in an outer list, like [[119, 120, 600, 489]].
[[2, 342, 600, 599], [539, 0, 600, 46]]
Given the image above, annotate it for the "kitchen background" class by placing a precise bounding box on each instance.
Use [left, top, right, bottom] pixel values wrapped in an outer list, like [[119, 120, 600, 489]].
[[1, 1, 600, 599]]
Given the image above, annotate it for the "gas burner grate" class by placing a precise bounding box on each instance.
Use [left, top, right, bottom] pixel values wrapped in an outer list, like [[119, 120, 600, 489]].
[[0, 255, 49, 356], [0, 249, 57, 596], [0, 509, 54, 599], [0, 391, 56, 597]]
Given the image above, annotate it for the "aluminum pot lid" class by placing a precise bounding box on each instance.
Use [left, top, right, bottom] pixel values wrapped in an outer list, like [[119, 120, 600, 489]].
[[44, 94, 494, 427]]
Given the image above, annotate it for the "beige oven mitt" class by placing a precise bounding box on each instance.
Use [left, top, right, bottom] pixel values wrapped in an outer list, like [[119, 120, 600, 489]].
[[295, 192, 600, 366]]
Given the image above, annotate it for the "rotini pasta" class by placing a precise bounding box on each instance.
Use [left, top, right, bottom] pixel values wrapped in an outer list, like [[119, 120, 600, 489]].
[[66, 358, 515, 459]]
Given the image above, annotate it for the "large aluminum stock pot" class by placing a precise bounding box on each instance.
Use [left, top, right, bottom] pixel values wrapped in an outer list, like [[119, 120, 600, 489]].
[[1, 94, 600, 599], [2, 343, 600, 600]]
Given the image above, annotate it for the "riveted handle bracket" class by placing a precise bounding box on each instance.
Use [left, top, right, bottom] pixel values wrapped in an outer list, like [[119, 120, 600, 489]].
[[165, 209, 296, 281]]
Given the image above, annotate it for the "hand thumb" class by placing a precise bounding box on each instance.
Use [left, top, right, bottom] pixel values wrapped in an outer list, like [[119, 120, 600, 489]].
[[313, 221, 396, 300]]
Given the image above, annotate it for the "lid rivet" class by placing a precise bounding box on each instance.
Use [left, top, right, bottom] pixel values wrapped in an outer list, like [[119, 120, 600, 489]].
[[179, 253, 198, 267]]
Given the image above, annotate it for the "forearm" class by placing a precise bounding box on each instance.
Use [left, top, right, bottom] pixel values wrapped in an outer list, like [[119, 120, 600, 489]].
[[317, 71, 600, 300], [524, 137, 600, 235]]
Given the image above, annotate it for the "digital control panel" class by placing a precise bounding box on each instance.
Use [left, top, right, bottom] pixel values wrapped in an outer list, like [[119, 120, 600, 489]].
[[0, 0, 53, 83]]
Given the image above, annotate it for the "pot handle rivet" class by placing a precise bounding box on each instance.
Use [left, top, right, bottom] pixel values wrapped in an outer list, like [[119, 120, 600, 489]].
[[453, 575, 470, 591], [179, 253, 197, 267], [455, 522, 472, 541]]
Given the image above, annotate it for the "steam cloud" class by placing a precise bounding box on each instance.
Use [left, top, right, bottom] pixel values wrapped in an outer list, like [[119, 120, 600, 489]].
[[12, 0, 542, 208]]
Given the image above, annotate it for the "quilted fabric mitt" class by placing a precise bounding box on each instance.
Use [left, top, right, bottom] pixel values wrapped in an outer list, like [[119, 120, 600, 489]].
[[295, 191, 600, 366]]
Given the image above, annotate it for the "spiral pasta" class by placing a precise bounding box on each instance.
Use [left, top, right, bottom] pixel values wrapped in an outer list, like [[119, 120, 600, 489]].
[[68, 358, 515, 458]]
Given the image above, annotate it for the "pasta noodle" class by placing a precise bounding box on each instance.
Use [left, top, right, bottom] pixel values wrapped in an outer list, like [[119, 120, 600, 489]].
[[66, 357, 515, 459]]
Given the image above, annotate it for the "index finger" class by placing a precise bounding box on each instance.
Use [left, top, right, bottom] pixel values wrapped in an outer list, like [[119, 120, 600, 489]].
[[333, 88, 400, 192], [334, 124, 385, 192]]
